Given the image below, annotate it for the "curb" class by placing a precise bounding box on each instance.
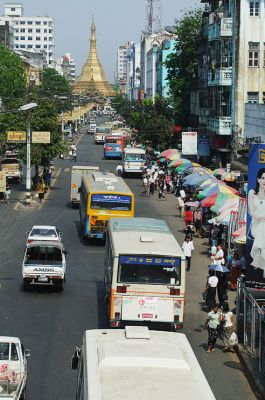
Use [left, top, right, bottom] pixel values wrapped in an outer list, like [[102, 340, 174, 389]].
[[237, 345, 265, 400]]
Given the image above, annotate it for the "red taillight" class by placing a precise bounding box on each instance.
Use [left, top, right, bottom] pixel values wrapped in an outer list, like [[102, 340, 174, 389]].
[[105, 146, 112, 151], [117, 286, 127, 293], [170, 288, 180, 296], [27, 239, 33, 244]]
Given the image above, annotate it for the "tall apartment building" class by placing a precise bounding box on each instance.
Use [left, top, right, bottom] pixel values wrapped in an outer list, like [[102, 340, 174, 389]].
[[191, 0, 265, 163], [115, 42, 133, 92], [56, 53, 76, 82], [124, 43, 141, 100], [0, 3, 55, 66]]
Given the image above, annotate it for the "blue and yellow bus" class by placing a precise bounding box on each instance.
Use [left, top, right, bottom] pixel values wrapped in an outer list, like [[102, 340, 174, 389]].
[[79, 171, 134, 239]]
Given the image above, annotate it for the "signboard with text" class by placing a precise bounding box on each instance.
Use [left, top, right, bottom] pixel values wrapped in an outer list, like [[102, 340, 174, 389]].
[[32, 132, 50, 144], [182, 132, 197, 155], [7, 131, 26, 143], [0, 172, 6, 192], [246, 144, 265, 287], [198, 135, 210, 157]]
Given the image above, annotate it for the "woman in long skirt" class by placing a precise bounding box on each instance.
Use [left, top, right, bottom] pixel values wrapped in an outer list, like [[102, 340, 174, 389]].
[[205, 270, 219, 309], [204, 306, 221, 352]]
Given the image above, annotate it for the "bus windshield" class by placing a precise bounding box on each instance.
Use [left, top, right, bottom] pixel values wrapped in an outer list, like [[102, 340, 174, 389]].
[[118, 255, 181, 285], [91, 194, 132, 211], [125, 153, 146, 161]]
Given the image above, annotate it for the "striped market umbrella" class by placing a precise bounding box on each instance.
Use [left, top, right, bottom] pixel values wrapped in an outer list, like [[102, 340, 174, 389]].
[[210, 193, 238, 214], [172, 158, 192, 167], [213, 168, 226, 177], [200, 193, 219, 208], [158, 148, 178, 159], [198, 184, 238, 199], [199, 177, 218, 189]]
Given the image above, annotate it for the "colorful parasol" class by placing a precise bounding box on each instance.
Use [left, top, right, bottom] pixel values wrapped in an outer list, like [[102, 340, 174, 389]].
[[171, 158, 192, 167], [184, 166, 212, 175], [200, 193, 219, 207], [199, 178, 218, 189], [213, 168, 226, 177], [221, 172, 235, 182], [158, 148, 178, 159], [198, 184, 238, 199], [167, 153, 181, 161]]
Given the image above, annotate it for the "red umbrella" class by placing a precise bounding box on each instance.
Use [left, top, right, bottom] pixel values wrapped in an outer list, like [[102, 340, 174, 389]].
[[200, 193, 219, 208]]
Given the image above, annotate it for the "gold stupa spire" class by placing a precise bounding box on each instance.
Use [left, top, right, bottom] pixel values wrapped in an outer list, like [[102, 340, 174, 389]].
[[73, 18, 114, 96]]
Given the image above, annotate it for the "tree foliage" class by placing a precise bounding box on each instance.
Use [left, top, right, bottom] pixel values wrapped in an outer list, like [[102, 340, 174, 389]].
[[165, 8, 203, 126], [0, 45, 26, 102], [113, 96, 174, 150], [38, 68, 71, 98]]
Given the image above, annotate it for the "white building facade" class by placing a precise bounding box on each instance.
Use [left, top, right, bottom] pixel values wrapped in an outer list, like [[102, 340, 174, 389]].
[[115, 42, 133, 92], [0, 3, 55, 67], [56, 52, 76, 82]]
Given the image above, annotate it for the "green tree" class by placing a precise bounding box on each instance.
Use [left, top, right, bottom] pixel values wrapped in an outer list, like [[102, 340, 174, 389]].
[[165, 8, 203, 126], [38, 68, 71, 98], [0, 45, 26, 103]]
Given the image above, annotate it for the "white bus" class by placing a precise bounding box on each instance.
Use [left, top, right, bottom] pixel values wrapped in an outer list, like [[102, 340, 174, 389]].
[[104, 218, 186, 330], [122, 147, 146, 175], [71, 326, 216, 400]]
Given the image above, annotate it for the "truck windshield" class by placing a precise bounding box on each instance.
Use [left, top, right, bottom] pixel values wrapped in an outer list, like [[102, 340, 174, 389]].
[[91, 194, 132, 211], [118, 256, 181, 285], [25, 246, 63, 264]]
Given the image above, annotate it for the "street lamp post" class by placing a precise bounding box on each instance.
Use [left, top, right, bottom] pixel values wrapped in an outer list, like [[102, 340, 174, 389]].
[[18, 102, 38, 204]]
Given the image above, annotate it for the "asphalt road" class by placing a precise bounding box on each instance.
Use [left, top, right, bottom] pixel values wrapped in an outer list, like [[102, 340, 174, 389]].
[[0, 124, 256, 400]]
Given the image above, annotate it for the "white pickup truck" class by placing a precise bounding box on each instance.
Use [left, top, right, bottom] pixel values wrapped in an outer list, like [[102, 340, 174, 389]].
[[0, 336, 30, 400], [22, 241, 66, 291]]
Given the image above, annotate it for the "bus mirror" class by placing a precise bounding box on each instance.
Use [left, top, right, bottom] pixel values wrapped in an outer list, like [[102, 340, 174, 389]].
[[71, 347, 80, 370]]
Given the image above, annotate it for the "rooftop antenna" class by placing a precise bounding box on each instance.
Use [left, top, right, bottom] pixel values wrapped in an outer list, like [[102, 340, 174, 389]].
[[146, 0, 161, 34]]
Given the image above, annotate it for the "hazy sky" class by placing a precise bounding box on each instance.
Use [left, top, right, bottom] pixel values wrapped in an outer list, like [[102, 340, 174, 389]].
[[6, 0, 199, 81]]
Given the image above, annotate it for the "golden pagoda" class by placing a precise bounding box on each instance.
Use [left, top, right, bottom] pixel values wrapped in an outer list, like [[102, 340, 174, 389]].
[[73, 18, 115, 96]]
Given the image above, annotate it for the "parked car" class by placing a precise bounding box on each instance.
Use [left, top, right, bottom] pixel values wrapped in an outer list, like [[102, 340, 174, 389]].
[[26, 225, 63, 244]]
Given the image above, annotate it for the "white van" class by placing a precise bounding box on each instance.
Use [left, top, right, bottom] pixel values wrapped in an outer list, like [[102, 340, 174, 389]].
[[122, 147, 146, 175], [71, 327, 216, 400]]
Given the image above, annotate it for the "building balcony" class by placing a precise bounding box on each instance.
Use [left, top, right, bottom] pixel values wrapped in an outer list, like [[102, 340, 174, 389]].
[[208, 17, 232, 41], [208, 116, 232, 135], [208, 67, 232, 86]]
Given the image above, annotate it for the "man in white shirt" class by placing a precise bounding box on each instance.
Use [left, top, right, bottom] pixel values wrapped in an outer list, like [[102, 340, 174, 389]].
[[116, 163, 123, 176], [182, 236, 194, 271], [211, 244, 224, 266]]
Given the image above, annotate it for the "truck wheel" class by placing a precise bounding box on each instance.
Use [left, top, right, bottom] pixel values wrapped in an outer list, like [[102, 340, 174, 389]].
[[23, 279, 29, 291], [55, 280, 64, 292]]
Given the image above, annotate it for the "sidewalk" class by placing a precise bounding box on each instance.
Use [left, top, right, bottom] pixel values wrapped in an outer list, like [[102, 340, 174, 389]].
[[134, 187, 257, 400]]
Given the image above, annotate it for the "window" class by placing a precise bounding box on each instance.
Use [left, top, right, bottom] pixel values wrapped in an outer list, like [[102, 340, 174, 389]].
[[28, 29, 32, 33], [249, 42, 259, 66], [247, 92, 259, 103], [20, 45, 25, 48], [36, 21, 41, 25], [36, 45, 41, 48], [36, 29, 41, 33], [49, 29, 53, 33], [15, 36, 19, 40], [263, 92, 265, 104], [0, 343, 9, 360], [43, 21, 47, 25], [28, 45, 33, 48], [36, 37, 41, 41], [20, 21, 25, 25], [15, 29, 19, 33], [11, 7, 16, 11], [20, 36, 25, 40], [44, 45, 47, 48], [250, 1, 260, 16], [28, 36, 32, 40], [44, 29, 47, 33], [20, 28, 25, 33], [44, 37, 47, 41], [11, 344, 18, 361], [27, 21, 33, 25]]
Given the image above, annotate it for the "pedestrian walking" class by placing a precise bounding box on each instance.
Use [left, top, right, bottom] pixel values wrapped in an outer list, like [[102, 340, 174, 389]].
[[216, 271, 228, 307], [149, 173, 155, 195], [72, 149, 77, 162], [4, 183, 11, 204], [205, 270, 218, 309], [116, 163, 123, 176], [211, 244, 225, 267], [182, 235, 194, 272], [221, 304, 235, 352], [157, 178, 166, 200], [45, 168, 52, 188], [229, 251, 241, 290], [193, 207, 203, 237], [184, 206, 193, 226], [176, 194, 185, 217], [37, 178, 46, 204], [204, 305, 221, 353]]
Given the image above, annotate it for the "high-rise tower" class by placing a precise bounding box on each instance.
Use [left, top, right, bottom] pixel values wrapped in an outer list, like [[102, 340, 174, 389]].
[[146, 0, 161, 34], [73, 18, 114, 96]]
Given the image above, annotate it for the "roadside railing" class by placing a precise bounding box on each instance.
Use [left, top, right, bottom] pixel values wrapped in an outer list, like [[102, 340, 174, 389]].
[[236, 277, 265, 375]]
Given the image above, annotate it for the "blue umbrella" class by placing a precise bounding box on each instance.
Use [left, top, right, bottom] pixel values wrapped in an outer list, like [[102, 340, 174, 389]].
[[183, 173, 212, 187], [208, 264, 229, 273]]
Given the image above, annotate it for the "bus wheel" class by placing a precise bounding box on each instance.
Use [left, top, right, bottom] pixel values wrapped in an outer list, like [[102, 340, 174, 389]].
[[23, 279, 29, 291], [55, 280, 64, 292]]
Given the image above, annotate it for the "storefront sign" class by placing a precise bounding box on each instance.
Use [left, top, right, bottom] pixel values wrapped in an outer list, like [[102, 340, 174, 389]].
[[32, 132, 50, 144], [198, 135, 210, 157], [0, 172, 6, 192], [182, 132, 197, 155], [7, 131, 26, 143], [246, 144, 265, 287]]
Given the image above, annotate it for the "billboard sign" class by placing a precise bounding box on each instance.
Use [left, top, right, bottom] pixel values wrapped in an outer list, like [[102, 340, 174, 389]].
[[246, 144, 265, 287], [0, 172, 6, 192], [182, 132, 197, 155], [32, 132, 50, 144], [198, 135, 210, 157], [7, 131, 26, 143]]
